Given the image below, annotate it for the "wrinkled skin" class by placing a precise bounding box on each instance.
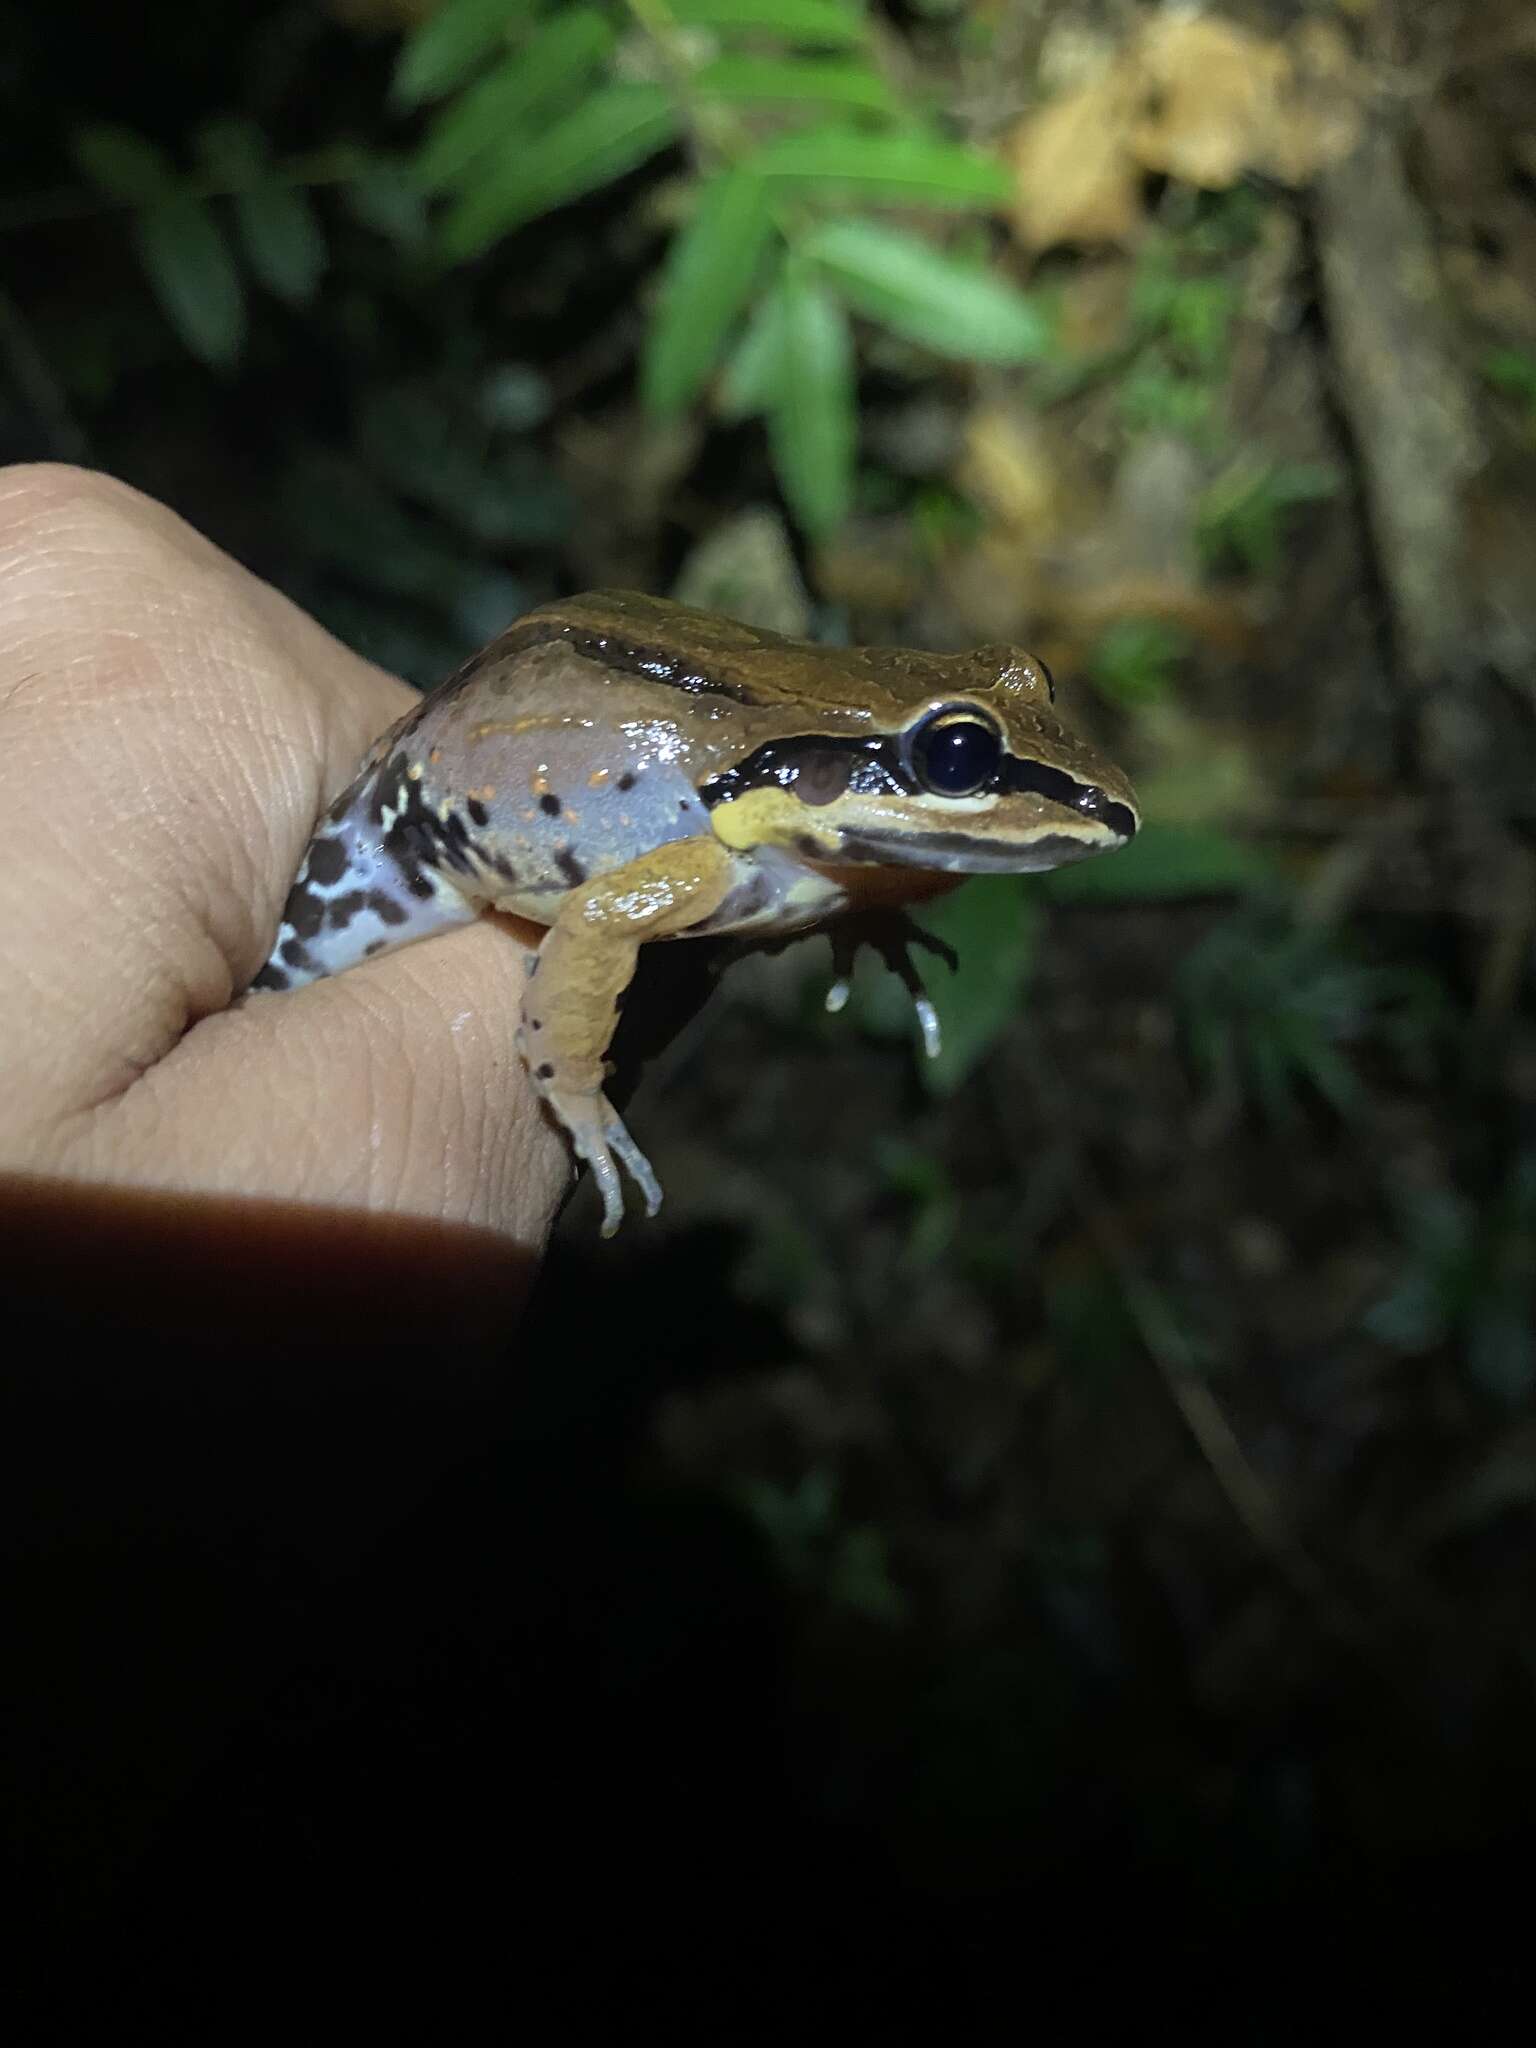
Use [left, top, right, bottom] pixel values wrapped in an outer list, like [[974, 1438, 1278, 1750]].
[[0, 463, 567, 1270]]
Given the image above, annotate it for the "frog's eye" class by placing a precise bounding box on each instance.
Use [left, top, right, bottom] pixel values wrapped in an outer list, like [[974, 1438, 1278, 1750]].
[[907, 708, 1003, 798]]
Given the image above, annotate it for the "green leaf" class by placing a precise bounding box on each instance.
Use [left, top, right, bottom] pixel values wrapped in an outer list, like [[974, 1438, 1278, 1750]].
[[745, 126, 1010, 209], [1043, 823, 1277, 904], [196, 118, 327, 303], [694, 56, 893, 112], [768, 263, 854, 537], [440, 83, 679, 257], [234, 183, 326, 302], [642, 170, 774, 417], [1481, 346, 1536, 407], [667, 0, 867, 46], [1086, 616, 1187, 705], [134, 198, 245, 367], [343, 163, 430, 245], [716, 278, 787, 419], [915, 880, 1042, 1095], [416, 7, 617, 191], [802, 217, 1048, 361], [71, 122, 175, 202], [391, 0, 541, 108]]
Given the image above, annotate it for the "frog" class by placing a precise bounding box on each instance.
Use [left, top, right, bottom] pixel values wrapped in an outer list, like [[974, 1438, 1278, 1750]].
[[251, 590, 1139, 1234]]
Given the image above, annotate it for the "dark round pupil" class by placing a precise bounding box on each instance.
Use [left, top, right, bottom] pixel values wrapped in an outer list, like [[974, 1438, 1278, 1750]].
[[914, 717, 1001, 797]]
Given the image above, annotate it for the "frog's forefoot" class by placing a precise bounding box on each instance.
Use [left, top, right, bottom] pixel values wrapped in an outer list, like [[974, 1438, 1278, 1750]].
[[825, 911, 959, 1062]]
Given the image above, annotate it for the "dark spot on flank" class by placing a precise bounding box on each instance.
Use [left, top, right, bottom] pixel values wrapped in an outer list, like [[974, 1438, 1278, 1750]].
[[679, 798, 692, 813], [325, 890, 367, 931], [555, 845, 587, 887], [490, 854, 518, 882], [327, 792, 352, 824], [536, 1062, 555, 1080], [252, 962, 289, 992], [368, 890, 409, 927], [307, 837, 348, 886], [280, 938, 313, 971], [368, 751, 412, 827], [408, 871, 435, 899], [467, 797, 489, 828], [364, 940, 386, 957], [282, 884, 325, 941], [539, 792, 562, 817], [616, 771, 636, 793], [795, 833, 827, 860]]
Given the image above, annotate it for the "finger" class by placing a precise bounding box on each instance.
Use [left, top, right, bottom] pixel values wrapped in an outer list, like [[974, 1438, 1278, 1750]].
[[0, 463, 408, 1116], [0, 465, 567, 1241]]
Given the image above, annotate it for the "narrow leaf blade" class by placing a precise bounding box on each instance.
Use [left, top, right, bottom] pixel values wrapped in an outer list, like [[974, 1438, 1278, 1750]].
[[416, 6, 616, 191], [236, 184, 327, 303], [71, 122, 174, 202], [747, 127, 1010, 209], [716, 277, 787, 420], [803, 217, 1048, 361], [667, 0, 867, 47], [391, 0, 540, 108], [439, 83, 678, 258], [343, 160, 431, 246], [769, 265, 854, 537], [134, 198, 246, 366], [195, 115, 326, 299], [694, 56, 893, 112], [642, 170, 774, 417]]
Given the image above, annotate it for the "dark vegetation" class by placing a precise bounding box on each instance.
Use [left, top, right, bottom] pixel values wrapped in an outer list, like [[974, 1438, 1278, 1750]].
[[3, 0, 1534, 2028]]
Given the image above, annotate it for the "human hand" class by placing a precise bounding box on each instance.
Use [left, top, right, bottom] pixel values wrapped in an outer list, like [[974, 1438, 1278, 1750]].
[[0, 464, 568, 1356]]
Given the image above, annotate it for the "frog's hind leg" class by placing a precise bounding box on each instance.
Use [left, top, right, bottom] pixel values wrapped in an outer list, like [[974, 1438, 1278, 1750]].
[[252, 773, 479, 993], [514, 837, 737, 1235]]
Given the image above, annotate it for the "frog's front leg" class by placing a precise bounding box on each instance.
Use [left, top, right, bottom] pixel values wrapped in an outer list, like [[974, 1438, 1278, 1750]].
[[823, 910, 960, 1061], [512, 837, 736, 1236]]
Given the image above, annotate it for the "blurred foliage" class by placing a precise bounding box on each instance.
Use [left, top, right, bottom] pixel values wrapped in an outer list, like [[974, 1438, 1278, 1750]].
[[49, 0, 1050, 539]]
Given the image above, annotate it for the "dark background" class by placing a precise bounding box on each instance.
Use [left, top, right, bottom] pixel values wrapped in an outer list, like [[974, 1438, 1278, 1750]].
[[3, 1, 1534, 2031]]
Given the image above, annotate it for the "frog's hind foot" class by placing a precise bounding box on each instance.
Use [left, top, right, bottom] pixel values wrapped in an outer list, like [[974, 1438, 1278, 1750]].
[[824, 910, 959, 1061], [536, 1079, 663, 1237]]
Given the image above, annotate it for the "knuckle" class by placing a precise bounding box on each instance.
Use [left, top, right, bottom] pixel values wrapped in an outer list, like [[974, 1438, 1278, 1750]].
[[0, 461, 160, 561]]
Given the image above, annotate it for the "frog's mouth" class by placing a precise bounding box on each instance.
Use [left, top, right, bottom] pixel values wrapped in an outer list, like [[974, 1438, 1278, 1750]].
[[830, 816, 1135, 874]]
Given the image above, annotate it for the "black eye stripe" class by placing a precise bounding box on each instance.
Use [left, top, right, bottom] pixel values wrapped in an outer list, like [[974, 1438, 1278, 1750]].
[[698, 736, 906, 808], [697, 729, 1131, 834], [1005, 756, 1085, 807], [1003, 757, 1136, 836]]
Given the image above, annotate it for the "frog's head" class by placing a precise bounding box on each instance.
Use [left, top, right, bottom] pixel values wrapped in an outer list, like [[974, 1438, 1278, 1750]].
[[703, 642, 1140, 876]]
